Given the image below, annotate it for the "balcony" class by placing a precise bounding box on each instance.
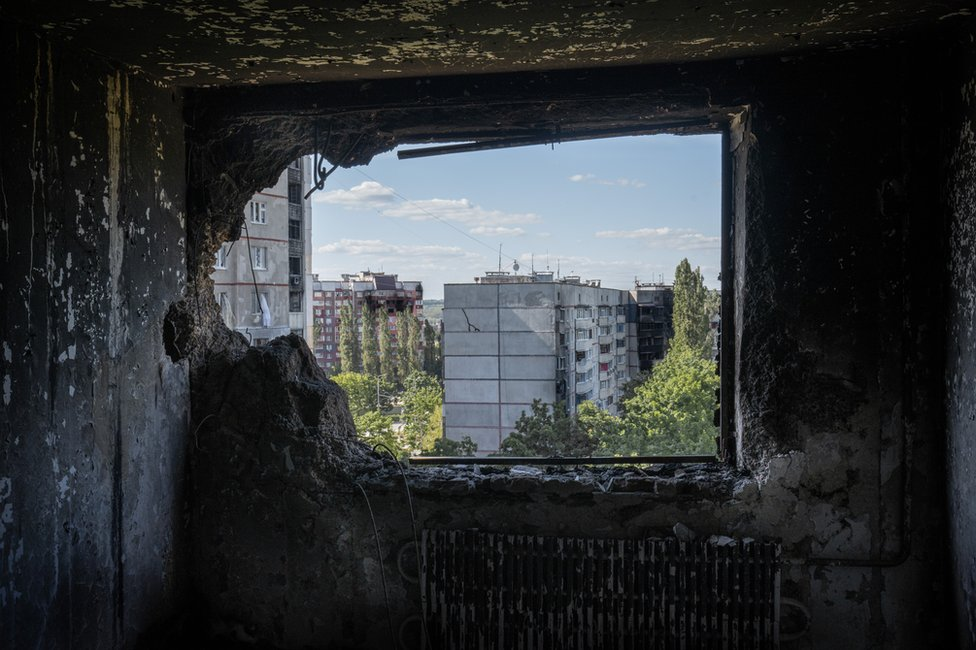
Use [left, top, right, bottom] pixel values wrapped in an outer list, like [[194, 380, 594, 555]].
[[289, 239, 303, 256], [599, 352, 613, 364], [288, 203, 303, 221], [290, 274, 303, 287], [599, 334, 613, 345], [574, 378, 593, 392], [598, 316, 612, 327], [287, 166, 301, 185], [575, 358, 593, 373]]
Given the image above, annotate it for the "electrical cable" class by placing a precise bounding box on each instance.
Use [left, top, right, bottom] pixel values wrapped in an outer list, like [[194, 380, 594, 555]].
[[372, 443, 432, 650], [240, 218, 262, 325], [355, 482, 397, 648]]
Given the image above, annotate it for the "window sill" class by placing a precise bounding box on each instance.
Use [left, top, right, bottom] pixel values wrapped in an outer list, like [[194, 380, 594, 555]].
[[362, 463, 743, 502]]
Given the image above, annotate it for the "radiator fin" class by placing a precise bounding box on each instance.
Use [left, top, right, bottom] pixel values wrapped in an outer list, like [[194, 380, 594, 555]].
[[422, 530, 780, 649]]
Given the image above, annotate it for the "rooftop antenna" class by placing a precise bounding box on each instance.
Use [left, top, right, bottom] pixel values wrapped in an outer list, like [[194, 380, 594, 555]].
[[531, 253, 535, 274], [546, 250, 550, 271], [498, 244, 502, 273], [557, 258, 560, 279]]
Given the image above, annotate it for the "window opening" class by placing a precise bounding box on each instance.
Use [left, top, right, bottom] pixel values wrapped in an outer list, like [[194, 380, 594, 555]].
[[307, 132, 724, 463], [250, 200, 267, 224]]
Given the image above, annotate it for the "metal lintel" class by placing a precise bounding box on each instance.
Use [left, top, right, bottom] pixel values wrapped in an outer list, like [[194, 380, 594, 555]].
[[408, 454, 717, 466], [396, 118, 714, 160]]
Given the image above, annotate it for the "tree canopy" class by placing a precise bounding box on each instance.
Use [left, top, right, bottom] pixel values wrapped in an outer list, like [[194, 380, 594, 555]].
[[672, 258, 710, 355]]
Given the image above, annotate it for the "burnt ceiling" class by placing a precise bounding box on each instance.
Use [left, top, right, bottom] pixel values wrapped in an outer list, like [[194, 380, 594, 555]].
[[6, 1, 973, 86]]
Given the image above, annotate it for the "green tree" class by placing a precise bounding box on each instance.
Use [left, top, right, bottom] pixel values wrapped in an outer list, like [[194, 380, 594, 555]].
[[398, 311, 422, 378], [400, 371, 443, 454], [497, 400, 598, 457], [331, 371, 394, 416], [425, 435, 477, 456], [378, 310, 397, 384], [703, 288, 721, 359], [422, 320, 441, 378], [576, 401, 639, 455], [338, 303, 360, 373], [361, 305, 380, 376], [354, 410, 399, 452], [672, 258, 710, 356], [396, 311, 412, 381], [621, 342, 718, 456]]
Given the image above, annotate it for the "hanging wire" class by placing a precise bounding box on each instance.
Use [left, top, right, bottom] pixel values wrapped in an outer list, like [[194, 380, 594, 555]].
[[304, 123, 366, 200], [372, 443, 432, 650], [355, 482, 397, 648]]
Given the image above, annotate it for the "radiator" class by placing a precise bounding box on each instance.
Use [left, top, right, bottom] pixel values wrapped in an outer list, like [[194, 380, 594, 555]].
[[421, 530, 780, 649]]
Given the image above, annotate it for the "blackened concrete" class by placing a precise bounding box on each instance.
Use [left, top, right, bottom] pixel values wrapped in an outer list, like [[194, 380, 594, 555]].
[[946, 20, 976, 650], [178, 37, 954, 649], [0, 23, 190, 649]]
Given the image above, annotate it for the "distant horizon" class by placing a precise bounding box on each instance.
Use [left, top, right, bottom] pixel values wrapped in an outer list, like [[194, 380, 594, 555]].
[[310, 133, 722, 300]]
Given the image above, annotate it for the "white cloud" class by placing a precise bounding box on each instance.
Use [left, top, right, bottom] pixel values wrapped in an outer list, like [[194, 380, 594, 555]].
[[469, 225, 525, 237], [313, 181, 396, 208], [314, 180, 540, 226], [317, 238, 482, 260], [595, 227, 720, 250], [569, 173, 646, 188], [382, 198, 539, 225]]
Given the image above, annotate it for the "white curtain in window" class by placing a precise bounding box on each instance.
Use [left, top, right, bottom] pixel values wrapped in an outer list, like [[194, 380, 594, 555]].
[[259, 294, 272, 327]]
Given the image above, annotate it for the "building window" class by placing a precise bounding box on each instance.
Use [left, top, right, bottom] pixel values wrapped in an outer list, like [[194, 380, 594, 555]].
[[252, 291, 269, 314], [252, 246, 267, 270], [214, 244, 227, 269], [600, 343, 612, 354], [249, 201, 267, 224], [616, 323, 625, 333], [599, 325, 611, 336], [289, 220, 302, 240], [600, 379, 610, 390], [288, 182, 302, 204], [575, 328, 591, 340], [599, 362, 610, 372], [289, 290, 302, 312]]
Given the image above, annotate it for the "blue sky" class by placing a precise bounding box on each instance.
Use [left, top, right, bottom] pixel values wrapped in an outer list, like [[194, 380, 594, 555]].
[[310, 133, 721, 300]]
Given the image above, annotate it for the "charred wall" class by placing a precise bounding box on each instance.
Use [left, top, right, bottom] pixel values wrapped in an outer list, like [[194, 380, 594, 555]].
[[0, 22, 190, 648], [181, 34, 952, 649], [946, 20, 976, 650]]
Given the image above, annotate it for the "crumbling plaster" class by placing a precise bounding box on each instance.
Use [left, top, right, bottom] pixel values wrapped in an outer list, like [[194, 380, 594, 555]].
[[0, 23, 190, 649], [175, 39, 950, 648], [3, 1, 972, 86]]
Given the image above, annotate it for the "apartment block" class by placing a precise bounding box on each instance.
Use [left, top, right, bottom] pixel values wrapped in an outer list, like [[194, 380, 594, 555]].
[[632, 283, 675, 372], [442, 272, 675, 454], [312, 271, 423, 373], [212, 159, 313, 347]]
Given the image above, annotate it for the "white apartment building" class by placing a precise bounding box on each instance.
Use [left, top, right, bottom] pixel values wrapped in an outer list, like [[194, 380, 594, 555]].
[[212, 158, 313, 347], [442, 272, 641, 454]]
